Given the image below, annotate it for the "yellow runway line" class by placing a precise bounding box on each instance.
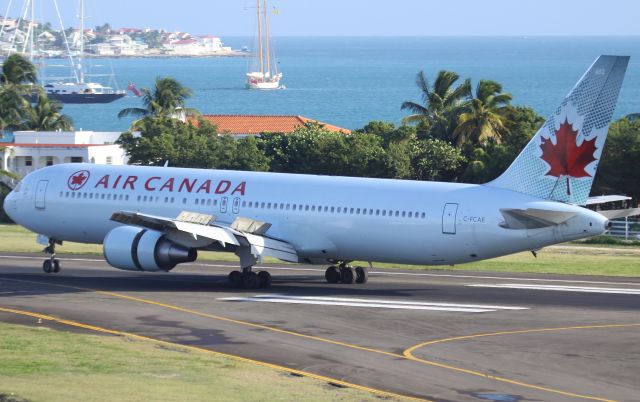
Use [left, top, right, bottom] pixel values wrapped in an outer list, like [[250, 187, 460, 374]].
[[403, 324, 640, 402], [0, 305, 429, 402], [3, 277, 636, 401]]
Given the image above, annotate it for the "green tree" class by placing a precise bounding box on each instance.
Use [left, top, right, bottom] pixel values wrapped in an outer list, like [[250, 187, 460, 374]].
[[117, 77, 198, 123], [0, 54, 39, 130], [22, 95, 73, 131], [593, 117, 640, 201], [460, 106, 544, 183], [453, 80, 512, 147], [1, 53, 38, 86], [411, 138, 465, 181], [401, 70, 471, 141]]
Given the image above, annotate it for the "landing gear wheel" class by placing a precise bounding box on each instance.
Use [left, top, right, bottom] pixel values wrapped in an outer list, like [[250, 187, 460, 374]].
[[257, 271, 272, 288], [325, 266, 340, 284], [242, 271, 259, 289], [339, 266, 355, 284], [228, 271, 243, 288], [355, 266, 368, 284], [52, 259, 61, 274], [42, 260, 52, 274]]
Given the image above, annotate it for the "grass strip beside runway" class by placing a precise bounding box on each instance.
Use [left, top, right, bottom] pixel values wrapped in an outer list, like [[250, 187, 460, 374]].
[[0, 322, 392, 402], [1, 224, 638, 277]]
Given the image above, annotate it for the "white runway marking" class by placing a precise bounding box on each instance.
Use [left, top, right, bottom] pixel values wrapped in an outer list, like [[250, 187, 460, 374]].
[[467, 284, 640, 295], [218, 294, 529, 313], [2, 254, 639, 286]]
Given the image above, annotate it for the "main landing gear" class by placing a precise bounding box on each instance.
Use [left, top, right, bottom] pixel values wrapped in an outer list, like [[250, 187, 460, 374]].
[[228, 245, 272, 289], [42, 238, 61, 274], [325, 263, 368, 285], [227, 267, 272, 289]]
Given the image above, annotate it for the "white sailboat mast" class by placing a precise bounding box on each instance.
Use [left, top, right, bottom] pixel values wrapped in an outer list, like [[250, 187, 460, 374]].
[[256, 0, 264, 76], [28, 0, 34, 61], [77, 0, 85, 84], [263, 0, 271, 78]]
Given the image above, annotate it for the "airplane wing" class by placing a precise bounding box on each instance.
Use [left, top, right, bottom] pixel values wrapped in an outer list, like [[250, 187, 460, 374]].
[[500, 208, 578, 230], [110, 211, 298, 263], [586, 195, 631, 205]]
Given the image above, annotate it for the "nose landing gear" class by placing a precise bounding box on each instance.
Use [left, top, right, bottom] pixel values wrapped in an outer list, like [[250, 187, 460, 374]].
[[42, 238, 61, 274]]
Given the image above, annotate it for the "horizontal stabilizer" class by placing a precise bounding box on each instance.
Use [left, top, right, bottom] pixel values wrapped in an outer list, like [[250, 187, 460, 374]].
[[500, 208, 578, 230], [597, 208, 640, 220]]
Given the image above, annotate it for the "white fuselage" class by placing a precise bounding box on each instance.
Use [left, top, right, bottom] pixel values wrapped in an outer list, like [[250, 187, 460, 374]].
[[4, 163, 607, 266]]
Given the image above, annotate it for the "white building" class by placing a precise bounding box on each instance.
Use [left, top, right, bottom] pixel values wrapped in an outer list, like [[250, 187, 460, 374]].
[[0, 131, 128, 178], [88, 34, 148, 56]]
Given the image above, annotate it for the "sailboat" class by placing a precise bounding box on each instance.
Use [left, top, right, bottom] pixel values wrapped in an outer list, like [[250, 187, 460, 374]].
[[40, 0, 125, 103], [246, 0, 282, 90]]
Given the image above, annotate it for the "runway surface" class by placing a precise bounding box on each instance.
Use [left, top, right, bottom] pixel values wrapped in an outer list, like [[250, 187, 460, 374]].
[[0, 253, 638, 402]]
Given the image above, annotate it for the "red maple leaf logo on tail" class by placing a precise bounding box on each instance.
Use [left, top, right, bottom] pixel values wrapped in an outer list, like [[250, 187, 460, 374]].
[[540, 119, 597, 195]]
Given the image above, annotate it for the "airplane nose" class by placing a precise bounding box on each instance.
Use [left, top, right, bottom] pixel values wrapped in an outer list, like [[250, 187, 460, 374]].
[[2, 188, 17, 221]]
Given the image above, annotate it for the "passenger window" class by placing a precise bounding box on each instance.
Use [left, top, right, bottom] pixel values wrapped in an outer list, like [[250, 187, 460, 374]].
[[421, 212, 426, 218], [376, 210, 380, 216], [408, 212, 413, 218], [311, 206, 316, 212], [286, 204, 290, 210], [324, 206, 328, 212], [292, 204, 297, 211], [261, 202, 265, 208], [395, 211, 399, 217], [280, 203, 284, 209], [305, 205, 309, 211], [356, 208, 360, 215], [242, 201, 247, 207], [337, 207, 341, 213], [350, 208, 354, 214], [402, 211, 406, 217], [330, 207, 335, 213], [182, 198, 187, 204]]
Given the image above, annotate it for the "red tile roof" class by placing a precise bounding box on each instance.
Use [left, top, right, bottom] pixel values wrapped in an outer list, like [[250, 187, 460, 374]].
[[194, 115, 351, 135]]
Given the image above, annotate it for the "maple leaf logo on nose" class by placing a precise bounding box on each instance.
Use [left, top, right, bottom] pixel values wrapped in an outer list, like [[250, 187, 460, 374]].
[[539, 119, 597, 195], [68, 170, 90, 190]]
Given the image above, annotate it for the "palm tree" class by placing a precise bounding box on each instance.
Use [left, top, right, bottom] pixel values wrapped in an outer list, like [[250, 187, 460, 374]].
[[453, 80, 512, 147], [401, 70, 471, 140], [117, 77, 198, 120], [22, 95, 73, 131], [0, 54, 39, 130], [1, 53, 38, 86]]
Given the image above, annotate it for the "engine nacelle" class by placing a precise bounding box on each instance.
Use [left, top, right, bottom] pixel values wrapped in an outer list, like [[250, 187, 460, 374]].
[[103, 226, 197, 272]]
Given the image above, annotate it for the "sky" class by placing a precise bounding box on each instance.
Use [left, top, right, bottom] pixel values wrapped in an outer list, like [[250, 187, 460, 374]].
[[8, 0, 640, 36]]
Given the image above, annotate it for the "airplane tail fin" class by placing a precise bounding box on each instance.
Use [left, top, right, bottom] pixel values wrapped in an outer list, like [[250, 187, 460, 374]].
[[487, 55, 629, 205]]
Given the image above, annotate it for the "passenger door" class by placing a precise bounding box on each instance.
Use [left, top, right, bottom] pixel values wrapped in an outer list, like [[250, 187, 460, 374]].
[[442, 203, 458, 234], [35, 180, 48, 209]]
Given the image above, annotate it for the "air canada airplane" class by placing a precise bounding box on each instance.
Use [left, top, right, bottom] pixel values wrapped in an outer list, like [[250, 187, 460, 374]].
[[2, 55, 630, 288]]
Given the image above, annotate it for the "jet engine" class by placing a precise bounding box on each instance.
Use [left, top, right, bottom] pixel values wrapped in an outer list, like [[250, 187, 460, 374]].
[[103, 226, 197, 272]]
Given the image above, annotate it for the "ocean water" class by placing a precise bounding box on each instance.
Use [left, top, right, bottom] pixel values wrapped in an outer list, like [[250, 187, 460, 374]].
[[58, 37, 640, 132]]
